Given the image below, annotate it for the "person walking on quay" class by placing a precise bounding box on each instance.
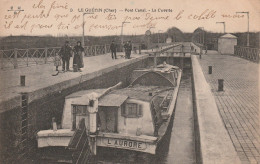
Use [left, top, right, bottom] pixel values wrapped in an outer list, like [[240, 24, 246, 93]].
[[128, 40, 132, 58], [123, 41, 127, 58], [124, 41, 132, 59], [110, 40, 117, 59], [60, 41, 72, 71], [73, 41, 85, 72], [54, 52, 61, 71]]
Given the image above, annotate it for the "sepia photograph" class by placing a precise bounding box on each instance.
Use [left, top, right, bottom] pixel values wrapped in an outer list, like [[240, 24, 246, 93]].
[[0, 0, 259, 163]]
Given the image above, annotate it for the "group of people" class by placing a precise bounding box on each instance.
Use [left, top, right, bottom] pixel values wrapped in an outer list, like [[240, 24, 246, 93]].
[[110, 40, 132, 59], [54, 41, 84, 72], [55, 40, 134, 72]]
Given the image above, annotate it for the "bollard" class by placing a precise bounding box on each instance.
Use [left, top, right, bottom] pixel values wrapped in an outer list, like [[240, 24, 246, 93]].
[[20, 75, 25, 86], [218, 79, 224, 91], [208, 66, 212, 74], [139, 45, 141, 54], [199, 53, 202, 59], [52, 117, 57, 131]]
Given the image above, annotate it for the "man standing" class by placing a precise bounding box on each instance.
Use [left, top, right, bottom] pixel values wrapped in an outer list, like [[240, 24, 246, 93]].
[[110, 40, 117, 59], [128, 40, 132, 59], [123, 41, 127, 58], [60, 41, 72, 71], [124, 41, 131, 59]]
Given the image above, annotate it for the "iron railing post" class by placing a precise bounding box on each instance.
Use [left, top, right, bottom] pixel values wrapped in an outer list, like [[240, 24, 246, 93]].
[[0, 51, 3, 69], [44, 48, 47, 64], [256, 49, 260, 63], [14, 48, 18, 69], [104, 45, 107, 54], [26, 49, 29, 67]]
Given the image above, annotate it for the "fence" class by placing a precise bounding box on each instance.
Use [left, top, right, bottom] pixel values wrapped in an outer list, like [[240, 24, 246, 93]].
[[234, 46, 260, 63], [0, 44, 110, 70]]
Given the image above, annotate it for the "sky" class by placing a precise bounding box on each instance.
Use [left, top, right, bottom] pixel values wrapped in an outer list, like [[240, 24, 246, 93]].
[[0, 0, 260, 36]]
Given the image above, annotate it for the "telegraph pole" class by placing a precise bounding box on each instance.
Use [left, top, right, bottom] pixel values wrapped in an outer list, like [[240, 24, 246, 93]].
[[216, 22, 226, 34], [82, 13, 94, 47], [236, 11, 250, 46]]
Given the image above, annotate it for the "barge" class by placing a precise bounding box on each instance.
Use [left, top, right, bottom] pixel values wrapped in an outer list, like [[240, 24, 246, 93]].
[[37, 62, 182, 162]]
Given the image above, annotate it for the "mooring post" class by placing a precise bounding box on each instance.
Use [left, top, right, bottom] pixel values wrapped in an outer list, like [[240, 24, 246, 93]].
[[208, 66, 212, 74], [20, 75, 25, 86], [218, 79, 224, 91], [52, 117, 57, 131]]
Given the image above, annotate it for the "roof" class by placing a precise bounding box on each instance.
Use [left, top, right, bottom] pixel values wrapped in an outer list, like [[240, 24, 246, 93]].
[[66, 89, 106, 99], [110, 85, 172, 102], [220, 33, 237, 39], [99, 94, 128, 107]]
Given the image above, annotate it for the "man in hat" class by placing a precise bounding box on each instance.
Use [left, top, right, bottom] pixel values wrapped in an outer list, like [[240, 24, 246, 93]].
[[128, 40, 132, 59], [60, 41, 72, 71], [123, 41, 127, 58], [110, 40, 117, 59], [124, 41, 132, 59]]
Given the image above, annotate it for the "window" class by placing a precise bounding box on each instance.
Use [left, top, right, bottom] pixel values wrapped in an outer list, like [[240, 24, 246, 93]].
[[72, 105, 89, 116], [127, 103, 138, 116], [122, 103, 143, 118]]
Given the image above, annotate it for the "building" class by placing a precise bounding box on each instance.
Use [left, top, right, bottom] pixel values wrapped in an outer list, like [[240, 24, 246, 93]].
[[218, 34, 237, 54], [166, 37, 172, 43]]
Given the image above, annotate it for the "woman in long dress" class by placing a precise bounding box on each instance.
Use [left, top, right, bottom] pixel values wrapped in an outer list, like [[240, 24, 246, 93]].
[[73, 41, 84, 71]]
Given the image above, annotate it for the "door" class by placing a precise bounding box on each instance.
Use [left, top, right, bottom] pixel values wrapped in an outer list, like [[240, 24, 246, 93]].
[[99, 107, 118, 133]]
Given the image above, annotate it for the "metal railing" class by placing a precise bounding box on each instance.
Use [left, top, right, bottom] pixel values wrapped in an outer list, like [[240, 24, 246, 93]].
[[148, 42, 201, 56], [234, 46, 260, 63], [0, 44, 110, 69], [67, 118, 92, 164]]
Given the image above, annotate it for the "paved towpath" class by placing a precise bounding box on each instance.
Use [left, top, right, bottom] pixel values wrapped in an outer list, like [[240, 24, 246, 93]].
[[198, 51, 260, 164]]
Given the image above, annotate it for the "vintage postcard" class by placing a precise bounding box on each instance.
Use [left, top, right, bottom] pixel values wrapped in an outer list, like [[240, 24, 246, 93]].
[[0, 0, 259, 163]]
